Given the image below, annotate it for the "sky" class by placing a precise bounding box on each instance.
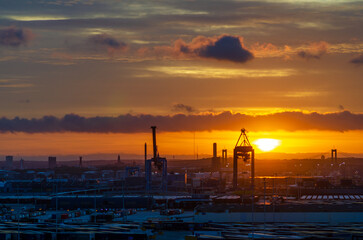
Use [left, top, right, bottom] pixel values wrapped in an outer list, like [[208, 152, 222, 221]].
[[0, 0, 362, 160]]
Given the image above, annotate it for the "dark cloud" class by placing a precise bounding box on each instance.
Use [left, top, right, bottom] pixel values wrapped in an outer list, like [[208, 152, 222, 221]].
[[297, 41, 328, 60], [0, 111, 362, 133], [197, 36, 254, 63], [350, 54, 363, 65], [172, 104, 195, 113], [339, 105, 345, 110], [174, 35, 254, 63], [297, 51, 323, 60], [0, 26, 34, 47], [297, 51, 319, 59], [88, 34, 127, 52]]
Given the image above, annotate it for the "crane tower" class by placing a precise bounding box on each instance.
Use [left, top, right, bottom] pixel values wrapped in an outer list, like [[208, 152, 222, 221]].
[[233, 128, 255, 189], [145, 126, 167, 193]]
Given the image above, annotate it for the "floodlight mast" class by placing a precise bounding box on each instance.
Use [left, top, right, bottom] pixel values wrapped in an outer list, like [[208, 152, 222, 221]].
[[233, 128, 255, 189]]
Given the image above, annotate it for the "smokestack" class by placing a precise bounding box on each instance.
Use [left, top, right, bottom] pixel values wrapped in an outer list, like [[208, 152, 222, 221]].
[[79, 156, 82, 168], [151, 126, 157, 159], [117, 155, 121, 164], [144, 143, 147, 161], [213, 143, 217, 158]]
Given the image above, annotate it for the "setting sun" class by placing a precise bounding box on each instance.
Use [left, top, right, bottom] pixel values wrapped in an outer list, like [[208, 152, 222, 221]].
[[254, 138, 281, 152]]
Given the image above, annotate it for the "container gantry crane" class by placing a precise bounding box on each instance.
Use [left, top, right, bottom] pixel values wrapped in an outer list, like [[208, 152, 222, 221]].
[[233, 128, 255, 189]]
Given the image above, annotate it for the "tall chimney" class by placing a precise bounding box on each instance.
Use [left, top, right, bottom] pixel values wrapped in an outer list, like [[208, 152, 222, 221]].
[[213, 143, 217, 158], [79, 156, 83, 168], [151, 126, 157, 159]]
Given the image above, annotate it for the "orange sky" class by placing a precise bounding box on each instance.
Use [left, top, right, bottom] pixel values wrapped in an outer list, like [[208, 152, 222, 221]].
[[0, 130, 362, 160], [0, 0, 362, 160]]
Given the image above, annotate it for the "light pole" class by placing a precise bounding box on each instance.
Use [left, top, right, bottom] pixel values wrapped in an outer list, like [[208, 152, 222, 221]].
[[55, 181, 58, 240], [17, 186, 20, 240], [263, 177, 266, 229], [94, 182, 98, 224], [122, 180, 126, 222], [272, 173, 276, 223]]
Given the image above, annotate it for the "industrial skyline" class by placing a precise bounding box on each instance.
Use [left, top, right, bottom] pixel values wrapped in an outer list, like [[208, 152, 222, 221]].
[[0, 2, 362, 239]]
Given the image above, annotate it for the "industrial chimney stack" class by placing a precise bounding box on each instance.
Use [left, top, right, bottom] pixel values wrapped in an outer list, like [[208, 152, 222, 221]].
[[211, 143, 221, 171], [151, 126, 157, 159]]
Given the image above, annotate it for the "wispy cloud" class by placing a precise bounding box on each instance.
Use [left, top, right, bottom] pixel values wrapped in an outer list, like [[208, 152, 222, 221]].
[[249, 41, 362, 59], [297, 41, 328, 60], [88, 33, 127, 54], [148, 66, 296, 78], [172, 103, 196, 113], [283, 91, 325, 98], [44, 0, 96, 6], [0, 78, 33, 88], [5, 15, 69, 21], [0, 83, 33, 88]]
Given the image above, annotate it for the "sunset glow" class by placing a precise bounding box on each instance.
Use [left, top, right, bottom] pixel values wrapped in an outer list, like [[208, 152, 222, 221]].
[[0, 130, 361, 160], [253, 138, 281, 152], [0, 0, 361, 160]]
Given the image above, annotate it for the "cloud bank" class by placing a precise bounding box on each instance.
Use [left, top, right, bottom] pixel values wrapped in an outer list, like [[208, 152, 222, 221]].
[[0, 111, 362, 133], [0, 26, 34, 47]]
